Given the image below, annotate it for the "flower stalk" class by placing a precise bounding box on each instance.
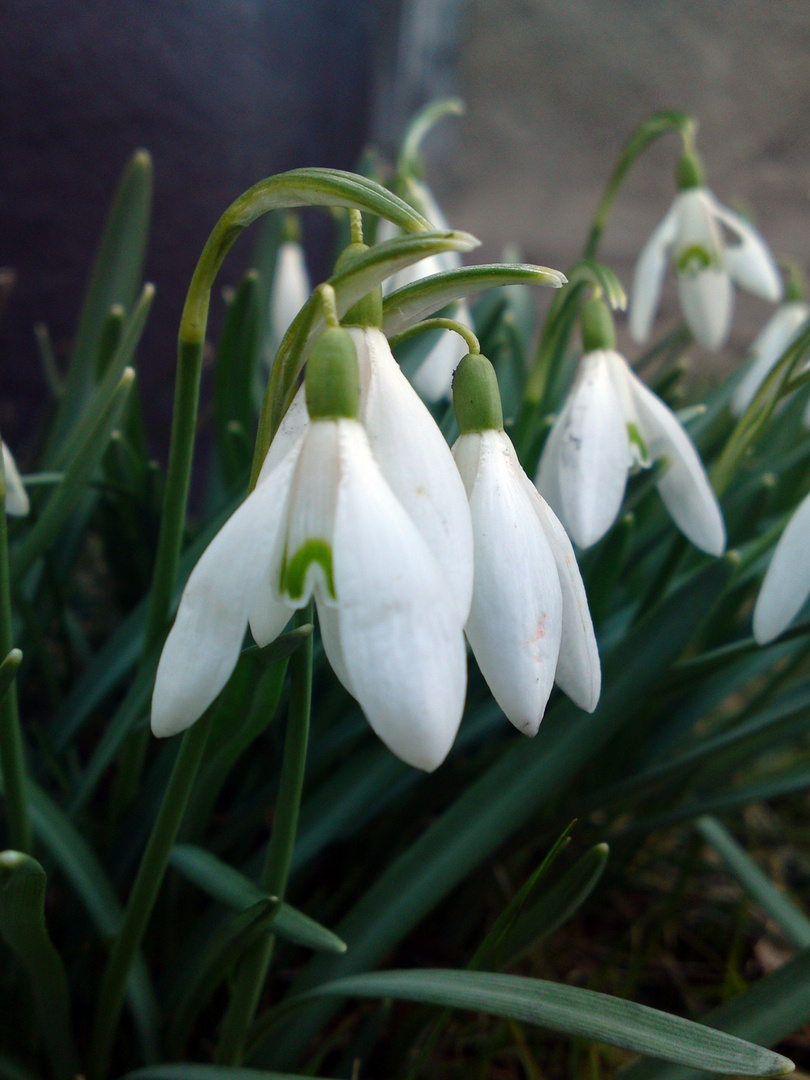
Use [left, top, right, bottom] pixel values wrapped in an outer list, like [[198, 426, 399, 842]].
[[216, 604, 314, 1064], [0, 436, 31, 854], [87, 708, 214, 1079]]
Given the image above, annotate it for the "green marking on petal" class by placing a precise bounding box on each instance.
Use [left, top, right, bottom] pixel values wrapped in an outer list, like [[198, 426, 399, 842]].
[[675, 244, 716, 275], [283, 539, 336, 601], [627, 422, 650, 468]]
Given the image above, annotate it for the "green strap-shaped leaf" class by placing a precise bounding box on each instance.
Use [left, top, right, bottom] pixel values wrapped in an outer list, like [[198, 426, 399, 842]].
[[616, 946, 810, 1080], [167, 900, 280, 1054], [0, 852, 77, 1080], [50, 283, 154, 472], [213, 270, 263, 490], [170, 845, 346, 955], [0, 777, 159, 1060], [258, 557, 736, 1067], [11, 368, 135, 582], [271, 970, 792, 1076], [381, 263, 566, 339], [696, 816, 810, 948], [180, 168, 435, 346], [48, 148, 152, 456], [494, 843, 610, 970], [121, 1068, 340, 1080]]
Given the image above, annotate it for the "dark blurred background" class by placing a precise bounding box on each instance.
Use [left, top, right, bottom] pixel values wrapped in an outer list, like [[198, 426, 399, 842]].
[[1, 0, 807, 457]]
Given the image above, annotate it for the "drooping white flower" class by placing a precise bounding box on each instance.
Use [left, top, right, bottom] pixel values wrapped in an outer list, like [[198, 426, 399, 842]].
[[753, 490, 810, 645], [152, 324, 469, 771], [536, 299, 726, 554], [377, 178, 473, 401], [253, 324, 475, 627], [629, 157, 782, 350], [2, 442, 28, 517], [269, 234, 311, 349], [452, 352, 600, 733], [731, 301, 810, 417]]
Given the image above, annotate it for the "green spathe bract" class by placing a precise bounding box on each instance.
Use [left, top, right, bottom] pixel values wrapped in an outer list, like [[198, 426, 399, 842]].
[[304, 326, 360, 421], [580, 296, 616, 352], [333, 242, 383, 329], [452, 353, 504, 433]]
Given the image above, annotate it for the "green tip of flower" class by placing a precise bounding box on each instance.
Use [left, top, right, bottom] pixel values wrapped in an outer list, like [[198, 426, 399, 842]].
[[580, 297, 616, 352], [305, 326, 360, 420], [676, 149, 705, 190], [452, 353, 504, 433], [334, 242, 383, 328]]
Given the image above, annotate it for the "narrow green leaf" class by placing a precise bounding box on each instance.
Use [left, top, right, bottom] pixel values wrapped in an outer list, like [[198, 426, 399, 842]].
[[167, 900, 280, 1054], [121, 1068, 338, 1080], [0, 777, 159, 1060], [50, 283, 154, 472], [471, 824, 575, 971], [616, 946, 810, 1080], [495, 843, 610, 969], [0, 648, 22, 706], [257, 558, 736, 1067], [11, 368, 135, 582], [214, 271, 262, 489], [170, 845, 346, 954], [0, 1050, 40, 1080], [0, 851, 77, 1080], [382, 263, 566, 339], [295, 970, 792, 1076], [180, 167, 435, 347], [696, 816, 810, 948], [48, 148, 152, 455]]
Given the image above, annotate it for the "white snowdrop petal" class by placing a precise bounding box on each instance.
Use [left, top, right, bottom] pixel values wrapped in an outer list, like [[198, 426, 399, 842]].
[[281, 421, 341, 606], [270, 242, 311, 347], [333, 422, 467, 771], [521, 472, 601, 712], [629, 202, 680, 342], [316, 603, 356, 697], [536, 350, 630, 549], [2, 442, 29, 517], [349, 327, 474, 623], [628, 369, 726, 555], [153, 449, 297, 737], [677, 268, 733, 350], [753, 491, 810, 644], [457, 431, 562, 736], [708, 198, 783, 302], [257, 383, 309, 485], [731, 303, 810, 416]]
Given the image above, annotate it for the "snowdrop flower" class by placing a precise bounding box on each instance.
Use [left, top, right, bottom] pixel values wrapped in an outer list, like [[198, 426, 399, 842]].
[[452, 351, 600, 734], [152, 309, 470, 771], [630, 151, 782, 350], [731, 300, 810, 417], [536, 298, 725, 554], [377, 177, 474, 401], [269, 216, 311, 350], [753, 490, 810, 644], [2, 442, 28, 517]]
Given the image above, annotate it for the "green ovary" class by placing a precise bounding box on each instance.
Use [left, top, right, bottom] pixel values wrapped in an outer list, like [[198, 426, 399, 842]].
[[282, 539, 336, 600]]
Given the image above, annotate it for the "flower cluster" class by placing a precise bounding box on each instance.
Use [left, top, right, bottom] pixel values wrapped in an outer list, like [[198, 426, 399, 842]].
[[153, 275, 600, 769], [629, 150, 781, 350], [536, 299, 725, 554]]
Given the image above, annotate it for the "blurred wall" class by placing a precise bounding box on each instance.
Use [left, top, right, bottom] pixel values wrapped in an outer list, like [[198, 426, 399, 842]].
[[0, 0, 402, 452], [433, 0, 810, 364]]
